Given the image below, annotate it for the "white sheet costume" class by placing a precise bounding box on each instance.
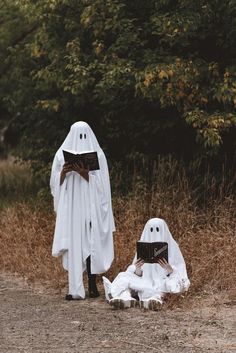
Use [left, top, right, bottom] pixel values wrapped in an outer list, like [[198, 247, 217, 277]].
[[50, 121, 115, 299], [103, 218, 190, 308]]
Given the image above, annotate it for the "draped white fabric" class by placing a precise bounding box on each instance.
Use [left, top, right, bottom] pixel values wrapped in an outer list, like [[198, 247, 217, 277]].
[[50, 122, 115, 299], [104, 218, 190, 302]]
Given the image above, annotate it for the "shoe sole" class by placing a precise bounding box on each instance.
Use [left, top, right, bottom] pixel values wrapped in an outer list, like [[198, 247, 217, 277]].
[[109, 299, 136, 309], [140, 300, 162, 311]]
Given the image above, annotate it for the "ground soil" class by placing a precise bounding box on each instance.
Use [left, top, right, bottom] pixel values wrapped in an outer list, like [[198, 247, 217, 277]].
[[0, 273, 235, 353]]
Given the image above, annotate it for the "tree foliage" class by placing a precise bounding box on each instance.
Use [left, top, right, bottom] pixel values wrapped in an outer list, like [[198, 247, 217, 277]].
[[0, 0, 236, 172]]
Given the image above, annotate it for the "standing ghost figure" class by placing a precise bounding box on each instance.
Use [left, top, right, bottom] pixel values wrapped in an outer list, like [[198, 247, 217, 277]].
[[103, 218, 190, 310], [50, 121, 115, 299]]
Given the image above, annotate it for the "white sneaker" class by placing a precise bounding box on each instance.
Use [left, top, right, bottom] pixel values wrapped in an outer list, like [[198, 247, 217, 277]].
[[109, 298, 137, 309], [109, 298, 125, 309], [140, 298, 162, 311]]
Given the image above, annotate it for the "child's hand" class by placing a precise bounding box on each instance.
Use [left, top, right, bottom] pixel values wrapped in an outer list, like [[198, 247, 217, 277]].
[[60, 162, 73, 185], [73, 162, 89, 182], [134, 258, 145, 277], [158, 258, 173, 276], [62, 162, 73, 175]]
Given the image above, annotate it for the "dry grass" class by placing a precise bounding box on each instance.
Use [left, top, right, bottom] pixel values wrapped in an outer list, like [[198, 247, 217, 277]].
[[0, 157, 235, 298], [0, 204, 67, 288], [0, 157, 37, 208], [0, 157, 32, 192]]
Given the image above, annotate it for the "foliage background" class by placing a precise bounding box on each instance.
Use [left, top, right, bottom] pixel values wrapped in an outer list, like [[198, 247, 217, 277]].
[[0, 0, 236, 186]]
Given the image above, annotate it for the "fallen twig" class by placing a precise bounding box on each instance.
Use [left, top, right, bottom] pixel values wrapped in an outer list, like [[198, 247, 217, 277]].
[[118, 339, 164, 352]]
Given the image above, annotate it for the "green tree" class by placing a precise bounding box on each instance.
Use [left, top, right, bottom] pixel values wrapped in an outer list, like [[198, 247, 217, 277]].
[[1, 0, 236, 172]]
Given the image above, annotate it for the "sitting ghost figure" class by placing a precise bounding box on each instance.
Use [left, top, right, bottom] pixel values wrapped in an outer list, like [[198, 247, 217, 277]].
[[103, 218, 190, 310]]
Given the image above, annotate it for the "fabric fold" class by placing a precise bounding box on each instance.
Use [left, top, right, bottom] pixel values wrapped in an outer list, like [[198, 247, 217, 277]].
[[50, 122, 115, 298]]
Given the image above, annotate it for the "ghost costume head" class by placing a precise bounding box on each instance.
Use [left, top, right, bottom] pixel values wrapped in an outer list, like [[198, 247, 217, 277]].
[[135, 218, 190, 295], [140, 218, 172, 243], [59, 121, 101, 155]]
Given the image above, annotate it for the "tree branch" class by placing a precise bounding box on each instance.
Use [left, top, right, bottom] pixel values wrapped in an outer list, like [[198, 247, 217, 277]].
[[12, 23, 38, 47]]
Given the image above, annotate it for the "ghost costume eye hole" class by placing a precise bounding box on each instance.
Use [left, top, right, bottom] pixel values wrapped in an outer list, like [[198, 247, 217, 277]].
[[156, 227, 159, 232], [80, 133, 82, 139], [84, 134, 86, 139], [150, 227, 153, 232]]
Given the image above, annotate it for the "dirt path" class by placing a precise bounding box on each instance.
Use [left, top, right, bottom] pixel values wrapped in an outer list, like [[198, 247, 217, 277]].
[[0, 273, 235, 353]]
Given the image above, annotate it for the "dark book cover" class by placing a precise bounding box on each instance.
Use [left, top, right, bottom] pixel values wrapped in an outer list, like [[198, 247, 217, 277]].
[[137, 241, 168, 263], [63, 150, 100, 171]]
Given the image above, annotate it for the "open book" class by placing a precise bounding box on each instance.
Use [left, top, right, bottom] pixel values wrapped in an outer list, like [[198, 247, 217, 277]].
[[63, 150, 100, 171], [137, 241, 168, 263]]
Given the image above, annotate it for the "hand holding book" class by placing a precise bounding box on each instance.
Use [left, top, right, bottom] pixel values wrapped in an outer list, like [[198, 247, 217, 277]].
[[73, 162, 89, 182], [60, 161, 90, 184], [134, 258, 145, 277], [60, 162, 73, 185], [158, 258, 173, 276], [134, 255, 173, 277]]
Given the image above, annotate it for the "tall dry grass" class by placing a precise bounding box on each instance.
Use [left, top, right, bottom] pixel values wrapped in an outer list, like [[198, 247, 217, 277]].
[[0, 157, 235, 296], [0, 157, 37, 208]]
